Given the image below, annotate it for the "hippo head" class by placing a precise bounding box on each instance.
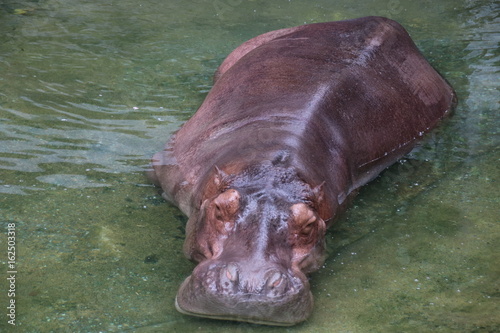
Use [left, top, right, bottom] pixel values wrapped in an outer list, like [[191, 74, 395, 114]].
[[176, 165, 328, 326]]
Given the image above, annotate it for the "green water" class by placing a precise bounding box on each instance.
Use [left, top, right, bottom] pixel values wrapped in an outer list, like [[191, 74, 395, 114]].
[[0, 0, 498, 332]]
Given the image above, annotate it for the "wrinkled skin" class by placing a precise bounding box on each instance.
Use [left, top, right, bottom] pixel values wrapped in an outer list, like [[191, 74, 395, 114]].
[[173, 165, 326, 325], [149, 16, 456, 326]]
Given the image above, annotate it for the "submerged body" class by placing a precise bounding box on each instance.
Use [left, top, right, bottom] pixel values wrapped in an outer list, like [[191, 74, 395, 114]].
[[150, 16, 455, 325]]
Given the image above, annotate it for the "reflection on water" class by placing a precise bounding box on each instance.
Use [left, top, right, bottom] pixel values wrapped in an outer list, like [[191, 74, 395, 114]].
[[0, 0, 498, 332]]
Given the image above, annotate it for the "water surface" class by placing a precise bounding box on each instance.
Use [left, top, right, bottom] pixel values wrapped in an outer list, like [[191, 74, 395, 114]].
[[0, 0, 498, 332]]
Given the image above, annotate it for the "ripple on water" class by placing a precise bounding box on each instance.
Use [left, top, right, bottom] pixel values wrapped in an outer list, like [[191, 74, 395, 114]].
[[36, 174, 110, 188]]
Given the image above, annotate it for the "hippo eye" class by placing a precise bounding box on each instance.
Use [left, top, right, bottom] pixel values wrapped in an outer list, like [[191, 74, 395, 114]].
[[212, 189, 241, 223], [290, 202, 319, 240], [214, 203, 224, 221], [301, 218, 316, 235]]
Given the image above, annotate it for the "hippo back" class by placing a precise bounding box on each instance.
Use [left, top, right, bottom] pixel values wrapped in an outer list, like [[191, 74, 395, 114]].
[[152, 16, 455, 221]]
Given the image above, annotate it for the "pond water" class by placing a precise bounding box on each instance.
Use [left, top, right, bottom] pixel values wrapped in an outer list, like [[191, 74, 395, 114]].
[[0, 0, 498, 332]]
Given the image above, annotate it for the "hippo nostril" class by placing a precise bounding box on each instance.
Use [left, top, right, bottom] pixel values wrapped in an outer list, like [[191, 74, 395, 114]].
[[218, 263, 240, 294], [264, 270, 290, 298], [225, 263, 239, 282], [267, 271, 283, 289]]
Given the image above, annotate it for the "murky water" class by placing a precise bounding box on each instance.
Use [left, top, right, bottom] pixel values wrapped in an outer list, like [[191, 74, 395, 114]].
[[0, 0, 498, 332]]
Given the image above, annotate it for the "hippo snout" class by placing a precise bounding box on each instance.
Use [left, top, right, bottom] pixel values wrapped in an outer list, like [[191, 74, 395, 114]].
[[175, 260, 314, 326], [218, 262, 292, 296]]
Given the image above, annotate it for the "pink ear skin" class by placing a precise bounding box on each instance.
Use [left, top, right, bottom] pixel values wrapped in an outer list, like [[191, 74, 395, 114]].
[[213, 165, 230, 191]]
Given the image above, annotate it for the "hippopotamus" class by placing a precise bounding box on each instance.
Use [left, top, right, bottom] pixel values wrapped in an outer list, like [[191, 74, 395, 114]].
[[149, 16, 456, 326]]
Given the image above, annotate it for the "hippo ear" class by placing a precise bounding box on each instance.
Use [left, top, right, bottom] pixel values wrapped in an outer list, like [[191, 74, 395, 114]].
[[213, 165, 229, 191], [310, 182, 332, 222], [311, 181, 325, 206]]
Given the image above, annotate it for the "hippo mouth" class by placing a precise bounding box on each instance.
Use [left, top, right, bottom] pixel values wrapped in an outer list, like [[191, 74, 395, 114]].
[[174, 261, 313, 326]]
